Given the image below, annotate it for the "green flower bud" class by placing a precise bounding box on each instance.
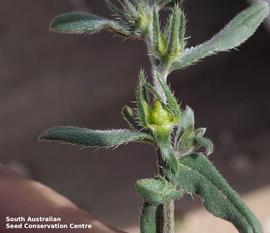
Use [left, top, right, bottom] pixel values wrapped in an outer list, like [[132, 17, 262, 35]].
[[144, 100, 179, 133]]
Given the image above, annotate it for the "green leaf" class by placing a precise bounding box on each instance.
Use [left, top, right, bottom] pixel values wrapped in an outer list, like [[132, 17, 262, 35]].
[[121, 0, 137, 14], [50, 12, 113, 34], [179, 106, 195, 130], [194, 127, 206, 137], [176, 126, 195, 157], [171, 153, 262, 233], [194, 136, 214, 156], [136, 70, 150, 127], [144, 83, 163, 103], [156, 74, 180, 118], [136, 176, 182, 205], [152, 6, 161, 56], [166, 6, 182, 61], [171, 1, 269, 71], [179, 8, 186, 49], [39, 127, 152, 148], [175, 106, 194, 146]]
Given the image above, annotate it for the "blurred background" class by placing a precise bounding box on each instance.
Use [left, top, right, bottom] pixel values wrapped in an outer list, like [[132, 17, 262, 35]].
[[0, 0, 270, 232]]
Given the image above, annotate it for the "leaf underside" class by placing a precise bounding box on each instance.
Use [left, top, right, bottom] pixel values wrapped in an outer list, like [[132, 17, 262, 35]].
[[173, 153, 262, 233], [171, 1, 269, 70], [39, 126, 152, 148]]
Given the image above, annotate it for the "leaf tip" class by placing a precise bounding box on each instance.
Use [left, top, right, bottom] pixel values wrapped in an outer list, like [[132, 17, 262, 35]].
[[252, 1, 270, 23], [49, 14, 67, 33], [38, 126, 70, 143], [258, 1, 270, 13], [38, 127, 57, 142]]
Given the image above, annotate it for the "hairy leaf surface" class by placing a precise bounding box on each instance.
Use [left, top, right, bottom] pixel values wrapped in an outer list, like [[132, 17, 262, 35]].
[[175, 106, 194, 146], [39, 127, 152, 148], [172, 153, 262, 233], [156, 74, 180, 118], [171, 1, 269, 71], [194, 136, 214, 156], [121, 105, 140, 130], [50, 12, 113, 34], [136, 70, 150, 127], [136, 176, 182, 205]]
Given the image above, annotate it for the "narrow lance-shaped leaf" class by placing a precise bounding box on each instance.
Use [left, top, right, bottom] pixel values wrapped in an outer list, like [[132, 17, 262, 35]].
[[156, 74, 180, 118], [136, 70, 150, 127], [152, 6, 161, 56], [39, 126, 153, 148], [179, 8, 186, 49], [50, 12, 112, 34], [169, 153, 262, 233], [166, 5, 181, 61], [171, 1, 269, 71], [144, 83, 163, 102], [50, 12, 129, 36]]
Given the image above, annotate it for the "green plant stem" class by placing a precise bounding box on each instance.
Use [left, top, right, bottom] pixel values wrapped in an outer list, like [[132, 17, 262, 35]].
[[156, 148, 175, 233], [150, 55, 175, 233], [154, 70, 175, 233]]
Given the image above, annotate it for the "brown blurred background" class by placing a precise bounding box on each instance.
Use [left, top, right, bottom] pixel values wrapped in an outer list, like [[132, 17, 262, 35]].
[[0, 0, 270, 232]]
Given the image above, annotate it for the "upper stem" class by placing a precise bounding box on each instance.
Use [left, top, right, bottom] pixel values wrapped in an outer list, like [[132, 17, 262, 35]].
[[146, 34, 175, 233]]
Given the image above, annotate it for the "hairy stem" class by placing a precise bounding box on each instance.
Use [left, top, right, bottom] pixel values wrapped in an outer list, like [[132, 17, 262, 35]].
[[163, 201, 175, 233], [156, 148, 175, 233], [152, 65, 175, 233], [155, 67, 175, 233]]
